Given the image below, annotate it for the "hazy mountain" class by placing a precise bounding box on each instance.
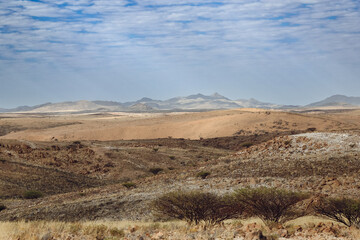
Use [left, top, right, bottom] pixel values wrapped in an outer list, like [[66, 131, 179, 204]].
[[306, 95, 360, 107], [235, 98, 280, 108], [129, 103, 154, 112], [0, 101, 126, 113], [0, 103, 52, 113], [5, 93, 358, 113], [31, 100, 128, 113], [131, 93, 244, 110], [0, 93, 283, 113]]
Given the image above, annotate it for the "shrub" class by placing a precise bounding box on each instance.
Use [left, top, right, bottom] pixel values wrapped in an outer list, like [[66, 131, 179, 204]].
[[196, 171, 210, 179], [233, 187, 309, 223], [23, 190, 43, 199], [241, 142, 254, 148], [149, 167, 163, 175], [152, 191, 244, 225], [313, 197, 360, 228], [0, 204, 6, 212], [122, 182, 136, 189], [109, 227, 125, 237]]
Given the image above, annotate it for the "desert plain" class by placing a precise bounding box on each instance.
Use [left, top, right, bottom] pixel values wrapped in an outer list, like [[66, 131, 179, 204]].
[[0, 107, 360, 239]]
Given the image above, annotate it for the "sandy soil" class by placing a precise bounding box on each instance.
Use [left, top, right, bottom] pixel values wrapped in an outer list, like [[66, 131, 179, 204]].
[[1, 109, 359, 141]]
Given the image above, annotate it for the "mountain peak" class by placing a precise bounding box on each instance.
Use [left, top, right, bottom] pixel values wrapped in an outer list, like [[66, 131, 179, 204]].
[[186, 93, 207, 99], [138, 97, 154, 102], [211, 92, 226, 99]]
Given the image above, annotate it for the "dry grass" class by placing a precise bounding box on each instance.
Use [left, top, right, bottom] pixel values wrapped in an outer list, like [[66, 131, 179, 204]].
[[0, 220, 187, 240], [1, 218, 360, 240]]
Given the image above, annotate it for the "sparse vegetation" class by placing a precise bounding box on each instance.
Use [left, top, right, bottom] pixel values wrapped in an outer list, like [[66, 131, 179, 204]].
[[0, 204, 6, 212], [23, 190, 43, 199], [149, 167, 163, 175], [241, 142, 254, 148], [109, 227, 125, 237], [196, 171, 211, 179], [307, 127, 317, 132], [122, 182, 136, 189], [313, 197, 360, 228], [152, 191, 244, 225], [233, 187, 309, 223]]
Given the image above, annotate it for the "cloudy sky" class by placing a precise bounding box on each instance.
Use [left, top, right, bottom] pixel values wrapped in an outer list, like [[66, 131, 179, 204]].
[[0, 0, 359, 108]]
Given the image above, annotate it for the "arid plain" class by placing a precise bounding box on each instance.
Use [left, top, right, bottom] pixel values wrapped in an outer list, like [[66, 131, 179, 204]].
[[0, 107, 360, 239]]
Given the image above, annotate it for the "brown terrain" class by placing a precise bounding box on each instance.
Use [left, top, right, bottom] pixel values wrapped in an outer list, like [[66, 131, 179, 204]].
[[0, 108, 359, 239]]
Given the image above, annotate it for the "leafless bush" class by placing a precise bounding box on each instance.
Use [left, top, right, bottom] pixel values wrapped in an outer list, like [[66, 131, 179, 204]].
[[234, 187, 309, 223], [152, 191, 244, 225], [313, 197, 360, 228]]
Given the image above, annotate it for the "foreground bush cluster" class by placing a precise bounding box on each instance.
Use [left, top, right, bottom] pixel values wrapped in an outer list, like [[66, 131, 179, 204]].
[[152, 191, 243, 225], [152, 187, 360, 228]]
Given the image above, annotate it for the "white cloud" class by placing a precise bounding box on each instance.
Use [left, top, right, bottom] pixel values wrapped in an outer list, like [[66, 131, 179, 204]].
[[0, 0, 359, 106], [1, 0, 359, 67]]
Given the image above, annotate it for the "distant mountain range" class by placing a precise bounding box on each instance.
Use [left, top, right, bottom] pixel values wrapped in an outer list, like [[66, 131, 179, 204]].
[[0, 94, 359, 113]]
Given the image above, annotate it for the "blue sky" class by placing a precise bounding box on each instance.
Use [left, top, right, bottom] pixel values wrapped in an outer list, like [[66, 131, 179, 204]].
[[0, 0, 359, 108]]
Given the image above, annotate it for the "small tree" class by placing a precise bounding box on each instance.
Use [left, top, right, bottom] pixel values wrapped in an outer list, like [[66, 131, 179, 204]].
[[152, 191, 244, 225], [313, 197, 360, 228], [234, 187, 309, 223]]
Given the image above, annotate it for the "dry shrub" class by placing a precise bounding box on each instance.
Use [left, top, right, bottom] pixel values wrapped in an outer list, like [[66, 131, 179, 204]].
[[109, 227, 125, 237], [241, 142, 254, 148], [313, 197, 360, 228], [234, 187, 309, 223], [149, 167, 163, 175], [152, 191, 244, 225], [23, 190, 43, 199], [0, 204, 6, 212], [122, 182, 136, 189], [196, 171, 210, 179]]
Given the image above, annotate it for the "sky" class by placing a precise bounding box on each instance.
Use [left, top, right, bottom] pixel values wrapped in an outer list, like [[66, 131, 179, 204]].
[[0, 0, 359, 108]]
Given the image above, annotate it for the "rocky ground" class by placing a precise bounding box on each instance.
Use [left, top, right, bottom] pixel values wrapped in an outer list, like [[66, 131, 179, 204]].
[[0, 115, 359, 239], [0, 132, 359, 224]]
